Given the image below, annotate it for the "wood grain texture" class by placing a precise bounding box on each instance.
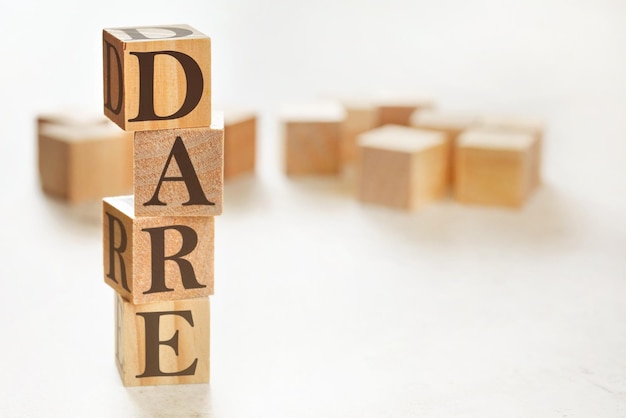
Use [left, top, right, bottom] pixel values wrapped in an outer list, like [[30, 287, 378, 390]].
[[103, 25, 211, 131], [103, 196, 214, 304], [223, 110, 256, 180], [38, 122, 133, 203], [115, 293, 210, 386], [454, 129, 539, 208], [357, 125, 447, 210], [134, 114, 223, 217]]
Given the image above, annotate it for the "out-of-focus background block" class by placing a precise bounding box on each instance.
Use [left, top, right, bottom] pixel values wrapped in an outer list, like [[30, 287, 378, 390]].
[[339, 100, 379, 165], [376, 94, 434, 126], [455, 129, 540, 208], [38, 118, 133, 203], [223, 109, 256, 180], [282, 102, 345, 175], [115, 293, 210, 387], [358, 125, 447, 210]]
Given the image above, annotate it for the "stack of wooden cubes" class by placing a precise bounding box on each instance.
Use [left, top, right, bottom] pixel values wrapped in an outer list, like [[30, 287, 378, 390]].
[[100, 25, 223, 386]]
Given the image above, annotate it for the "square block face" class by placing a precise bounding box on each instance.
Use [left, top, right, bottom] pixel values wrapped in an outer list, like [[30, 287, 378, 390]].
[[38, 123, 133, 203], [103, 25, 211, 131], [359, 148, 412, 209], [103, 196, 214, 304], [285, 122, 341, 175], [134, 119, 223, 217], [116, 294, 210, 386], [224, 114, 256, 180]]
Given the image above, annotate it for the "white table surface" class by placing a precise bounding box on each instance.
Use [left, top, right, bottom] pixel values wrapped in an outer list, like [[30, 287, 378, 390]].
[[1, 0, 626, 416]]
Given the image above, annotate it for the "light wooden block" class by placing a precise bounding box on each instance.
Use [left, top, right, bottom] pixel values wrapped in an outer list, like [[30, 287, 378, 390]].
[[134, 112, 223, 217], [376, 95, 434, 126], [339, 100, 379, 164], [282, 102, 345, 175], [103, 196, 214, 304], [455, 129, 539, 208], [474, 115, 544, 189], [357, 125, 447, 210], [223, 109, 256, 180], [38, 122, 133, 203], [115, 293, 210, 386], [410, 110, 478, 184], [103, 24, 211, 131], [37, 108, 109, 130]]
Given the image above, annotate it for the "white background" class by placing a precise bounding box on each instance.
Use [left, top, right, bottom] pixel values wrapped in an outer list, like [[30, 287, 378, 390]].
[[1, 0, 626, 416]]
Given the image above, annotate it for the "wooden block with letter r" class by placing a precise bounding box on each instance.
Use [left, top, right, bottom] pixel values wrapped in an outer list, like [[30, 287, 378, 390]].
[[134, 112, 223, 217], [103, 24, 211, 131], [115, 293, 210, 386], [103, 196, 214, 304], [223, 109, 257, 180], [358, 125, 447, 210]]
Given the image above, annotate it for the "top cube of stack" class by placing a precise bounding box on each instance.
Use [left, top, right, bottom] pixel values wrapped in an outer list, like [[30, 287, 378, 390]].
[[103, 24, 211, 131]]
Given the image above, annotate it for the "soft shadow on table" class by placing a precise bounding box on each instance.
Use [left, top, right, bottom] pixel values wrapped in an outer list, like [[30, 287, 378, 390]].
[[127, 384, 213, 418]]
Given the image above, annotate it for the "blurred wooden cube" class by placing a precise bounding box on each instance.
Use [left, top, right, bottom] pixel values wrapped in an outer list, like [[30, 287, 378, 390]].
[[376, 94, 434, 126], [115, 293, 210, 386], [455, 129, 540, 208], [410, 110, 477, 184], [38, 120, 133, 203], [339, 100, 379, 164], [358, 125, 447, 210], [282, 102, 345, 175], [223, 109, 256, 180], [37, 108, 109, 130]]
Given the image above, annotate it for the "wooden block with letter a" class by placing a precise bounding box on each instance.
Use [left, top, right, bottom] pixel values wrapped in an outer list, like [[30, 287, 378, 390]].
[[282, 101, 345, 175], [454, 129, 540, 208], [410, 110, 477, 184], [38, 121, 133, 203], [103, 196, 214, 304], [103, 24, 211, 131], [134, 112, 224, 217], [115, 293, 210, 386], [223, 109, 257, 180], [357, 125, 447, 210]]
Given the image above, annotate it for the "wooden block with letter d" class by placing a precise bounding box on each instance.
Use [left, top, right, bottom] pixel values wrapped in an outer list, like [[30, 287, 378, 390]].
[[115, 293, 210, 386], [134, 112, 224, 217], [103, 196, 214, 304], [454, 129, 540, 208], [357, 125, 447, 210], [103, 24, 211, 131]]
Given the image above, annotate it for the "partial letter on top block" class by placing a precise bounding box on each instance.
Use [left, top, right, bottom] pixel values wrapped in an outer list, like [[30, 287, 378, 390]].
[[134, 113, 223, 217], [103, 24, 211, 131], [103, 196, 214, 304], [358, 125, 447, 210], [116, 293, 210, 386]]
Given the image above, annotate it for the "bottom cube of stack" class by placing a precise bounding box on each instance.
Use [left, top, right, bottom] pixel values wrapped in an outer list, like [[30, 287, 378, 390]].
[[115, 293, 210, 387]]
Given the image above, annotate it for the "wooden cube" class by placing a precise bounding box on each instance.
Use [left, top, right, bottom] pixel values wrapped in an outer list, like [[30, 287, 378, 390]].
[[357, 125, 447, 210], [38, 121, 133, 203], [134, 112, 223, 217], [103, 196, 214, 304], [339, 100, 379, 164], [37, 107, 109, 130], [410, 110, 478, 184], [474, 115, 544, 189], [376, 95, 434, 126], [223, 109, 256, 180], [103, 24, 211, 131], [115, 293, 210, 386], [282, 102, 345, 175], [455, 129, 540, 208]]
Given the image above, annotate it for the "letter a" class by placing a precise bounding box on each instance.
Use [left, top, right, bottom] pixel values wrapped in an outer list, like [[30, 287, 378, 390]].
[[143, 136, 213, 207]]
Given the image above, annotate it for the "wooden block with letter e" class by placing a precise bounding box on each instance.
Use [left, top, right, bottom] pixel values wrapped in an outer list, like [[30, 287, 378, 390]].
[[115, 293, 210, 386], [358, 125, 447, 210], [134, 112, 224, 217], [38, 121, 133, 203], [103, 24, 211, 131], [454, 129, 540, 208], [223, 109, 256, 180], [410, 110, 477, 184], [282, 102, 345, 175], [103, 196, 214, 304]]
